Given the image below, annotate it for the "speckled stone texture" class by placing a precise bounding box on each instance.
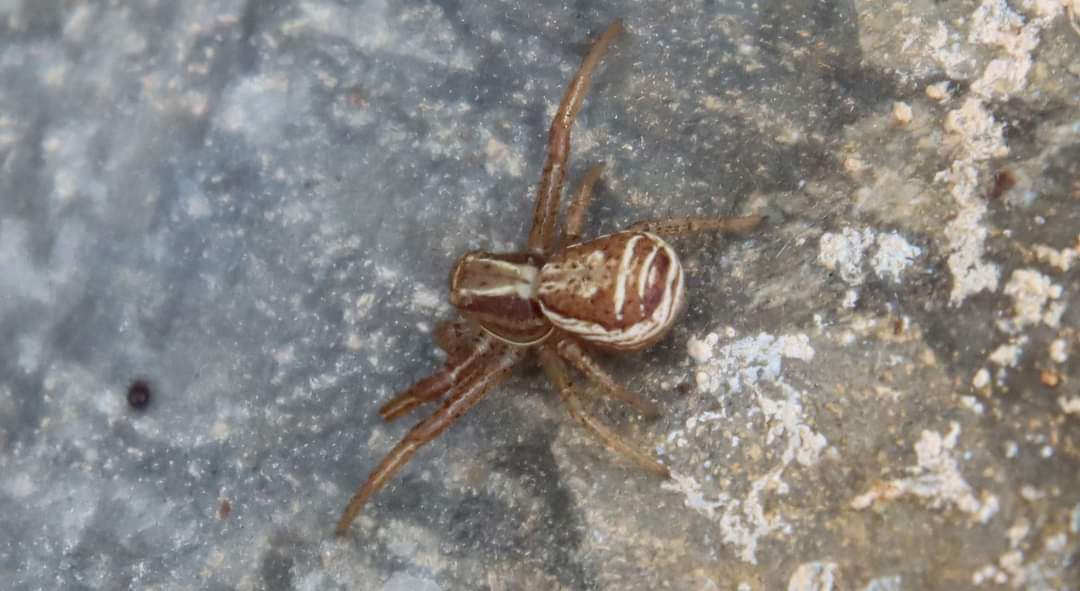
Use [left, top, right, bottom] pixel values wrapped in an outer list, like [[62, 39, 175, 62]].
[[2, 1, 1079, 590]]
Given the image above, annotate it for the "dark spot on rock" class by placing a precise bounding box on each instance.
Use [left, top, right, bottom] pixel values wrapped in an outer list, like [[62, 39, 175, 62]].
[[218, 499, 231, 520], [987, 168, 1016, 200], [126, 379, 152, 410], [345, 86, 368, 109]]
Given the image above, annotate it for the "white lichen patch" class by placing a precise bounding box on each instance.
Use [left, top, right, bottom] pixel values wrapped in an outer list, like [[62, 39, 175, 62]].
[[871, 232, 922, 283], [928, 0, 1066, 308], [669, 331, 821, 564], [687, 335, 715, 363], [1033, 239, 1080, 272], [928, 22, 975, 79], [988, 338, 1026, 367], [999, 269, 1066, 333], [960, 396, 985, 415], [663, 468, 788, 565], [1028, 0, 1068, 21], [851, 422, 998, 523], [687, 332, 814, 396], [943, 199, 1000, 305], [818, 228, 875, 285], [841, 289, 859, 309], [971, 513, 1074, 588], [976, 268, 1069, 386], [759, 383, 828, 467], [1048, 339, 1068, 363], [788, 561, 839, 591], [943, 98, 1010, 162], [968, 0, 1041, 97], [938, 97, 1008, 305], [971, 0, 1065, 98], [819, 228, 922, 287], [1059, 396, 1080, 415]]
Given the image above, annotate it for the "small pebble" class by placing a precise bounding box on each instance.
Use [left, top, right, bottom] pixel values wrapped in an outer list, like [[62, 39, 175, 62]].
[[892, 101, 912, 125]]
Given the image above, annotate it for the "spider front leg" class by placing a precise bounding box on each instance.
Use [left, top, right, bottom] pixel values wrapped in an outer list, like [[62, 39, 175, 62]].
[[528, 21, 624, 256], [336, 338, 524, 536], [538, 345, 669, 478]]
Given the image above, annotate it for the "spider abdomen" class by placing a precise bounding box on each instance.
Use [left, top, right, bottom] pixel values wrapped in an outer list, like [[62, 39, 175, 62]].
[[538, 231, 685, 350]]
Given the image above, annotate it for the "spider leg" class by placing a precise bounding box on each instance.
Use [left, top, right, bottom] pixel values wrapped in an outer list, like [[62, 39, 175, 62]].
[[627, 215, 765, 238], [433, 319, 478, 365], [528, 21, 624, 256], [559, 164, 605, 248], [538, 346, 670, 478], [380, 320, 489, 422], [378, 369, 454, 422], [336, 339, 524, 536], [555, 338, 659, 418]]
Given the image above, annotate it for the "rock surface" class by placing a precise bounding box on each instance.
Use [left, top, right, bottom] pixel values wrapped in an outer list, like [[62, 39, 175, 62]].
[[1, 1, 1078, 589]]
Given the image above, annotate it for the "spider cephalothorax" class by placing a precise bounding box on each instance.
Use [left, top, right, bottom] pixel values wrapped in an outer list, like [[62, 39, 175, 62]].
[[335, 21, 763, 536], [449, 251, 551, 346]]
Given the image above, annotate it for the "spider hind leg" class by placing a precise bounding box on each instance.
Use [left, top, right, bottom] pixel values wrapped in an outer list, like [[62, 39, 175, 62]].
[[556, 338, 659, 417], [627, 215, 765, 238], [337, 339, 523, 536], [538, 346, 669, 478]]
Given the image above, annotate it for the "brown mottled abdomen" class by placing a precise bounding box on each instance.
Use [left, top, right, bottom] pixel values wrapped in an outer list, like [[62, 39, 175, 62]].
[[538, 231, 685, 350]]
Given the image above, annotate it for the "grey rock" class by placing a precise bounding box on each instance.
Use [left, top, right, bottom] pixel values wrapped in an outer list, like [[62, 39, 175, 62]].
[[2, 0, 1079, 590]]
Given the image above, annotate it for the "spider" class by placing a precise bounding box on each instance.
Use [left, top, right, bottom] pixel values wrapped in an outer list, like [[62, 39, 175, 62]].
[[335, 20, 763, 536]]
